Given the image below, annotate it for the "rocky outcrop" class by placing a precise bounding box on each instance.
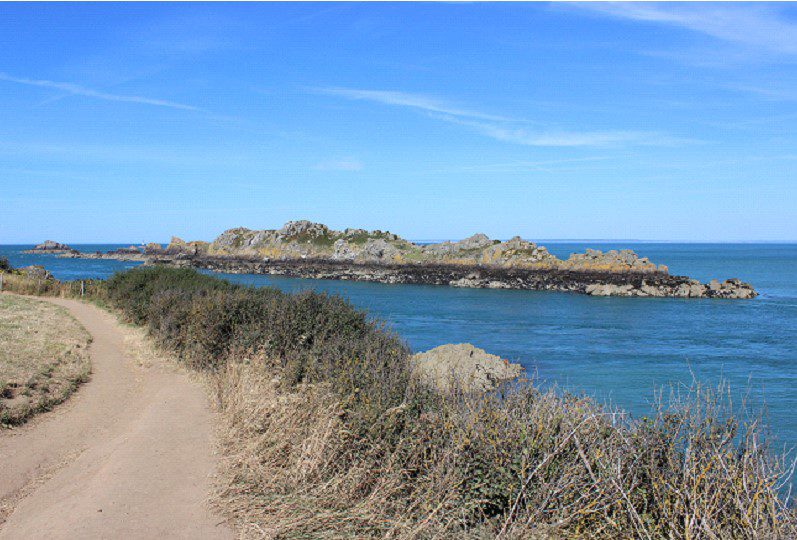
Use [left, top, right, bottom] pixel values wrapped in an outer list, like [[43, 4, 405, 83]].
[[23, 240, 77, 255], [142, 242, 164, 255], [565, 248, 666, 274], [18, 265, 53, 280], [57, 242, 166, 261], [54, 220, 758, 299], [164, 237, 210, 257], [174, 220, 666, 275], [412, 343, 523, 392]]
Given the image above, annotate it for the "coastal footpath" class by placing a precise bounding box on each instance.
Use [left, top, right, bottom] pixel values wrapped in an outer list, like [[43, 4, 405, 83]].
[[30, 220, 757, 298]]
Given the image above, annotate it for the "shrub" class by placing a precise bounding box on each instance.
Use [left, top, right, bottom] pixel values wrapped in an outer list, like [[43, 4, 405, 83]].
[[0, 257, 10, 272], [106, 266, 233, 324], [107, 267, 415, 432]]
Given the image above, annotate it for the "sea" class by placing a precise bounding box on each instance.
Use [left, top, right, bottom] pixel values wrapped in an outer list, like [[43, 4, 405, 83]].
[[2, 242, 795, 450]]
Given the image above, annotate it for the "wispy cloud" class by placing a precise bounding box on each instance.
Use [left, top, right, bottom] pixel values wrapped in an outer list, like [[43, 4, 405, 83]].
[[315, 86, 692, 147], [458, 156, 612, 173], [728, 84, 797, 102], [436, 113, 689, 147], [311, 86, 513, 122], [0, 73, 199, 111], [577, 3, 797, 55], [312, 158, 364, 171]]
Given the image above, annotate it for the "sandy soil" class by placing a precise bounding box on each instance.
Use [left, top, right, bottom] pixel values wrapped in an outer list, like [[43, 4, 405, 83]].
[[0, 296, 233, 539]]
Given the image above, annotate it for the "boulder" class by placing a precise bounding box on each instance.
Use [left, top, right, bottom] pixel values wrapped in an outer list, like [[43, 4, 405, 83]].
[[332, 238, 357, 260], [585, 283, 634, 296], [458, 233, 493, 250], [411, 343, 523, 392], [19, 265, 53, 280], [639, 282, 665, 297]]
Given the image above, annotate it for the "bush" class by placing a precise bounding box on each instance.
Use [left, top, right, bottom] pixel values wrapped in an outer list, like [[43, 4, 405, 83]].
[[107, 267, 416, 432], [0, 257, 10, 272], [106, 266, 233, 324]]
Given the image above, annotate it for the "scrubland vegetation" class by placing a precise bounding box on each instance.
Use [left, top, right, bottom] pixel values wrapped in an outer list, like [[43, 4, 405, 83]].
[[0, 294, 90, 425], [1, 266, 794, 538]]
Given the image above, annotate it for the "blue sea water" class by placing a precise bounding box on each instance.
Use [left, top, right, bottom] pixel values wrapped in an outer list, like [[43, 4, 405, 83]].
[[2, 243, 796, 449]]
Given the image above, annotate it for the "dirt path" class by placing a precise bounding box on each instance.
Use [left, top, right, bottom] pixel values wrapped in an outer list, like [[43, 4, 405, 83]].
[[0, 296, 233, 539]]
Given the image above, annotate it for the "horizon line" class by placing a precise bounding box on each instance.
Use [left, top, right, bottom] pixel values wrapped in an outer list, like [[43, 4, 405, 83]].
[[3, 239, 797, 246]]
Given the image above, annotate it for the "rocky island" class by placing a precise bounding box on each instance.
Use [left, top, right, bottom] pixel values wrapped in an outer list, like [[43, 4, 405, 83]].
[[49, 220, 757, 298], [22, 240, 79, 255]]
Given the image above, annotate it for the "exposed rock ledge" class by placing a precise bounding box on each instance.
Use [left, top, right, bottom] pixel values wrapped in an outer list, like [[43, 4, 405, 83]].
[[38, 220, 757, 299]]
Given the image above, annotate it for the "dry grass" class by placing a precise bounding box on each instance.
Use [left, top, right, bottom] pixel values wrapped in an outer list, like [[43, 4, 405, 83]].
[[0, 272, 108, 303], [212, 357, 797, 539], [119, 322, 164, 369], [0, 294, 91, 426]]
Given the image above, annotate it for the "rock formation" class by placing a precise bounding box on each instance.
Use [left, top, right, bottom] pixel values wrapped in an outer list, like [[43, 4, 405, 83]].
[[18, 265, 53, 280], [23, 240, 77, 255], [37, 220, 758, 299], [412, 343, 523, 392], [165, 220, 663, 274]]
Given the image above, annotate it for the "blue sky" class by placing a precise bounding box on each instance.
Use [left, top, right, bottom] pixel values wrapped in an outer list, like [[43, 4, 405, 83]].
[[1, 2, 795, 243]]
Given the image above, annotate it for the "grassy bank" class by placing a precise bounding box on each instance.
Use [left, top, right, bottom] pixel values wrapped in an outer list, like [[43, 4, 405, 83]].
[[1, 266, 794, 538], [0, 294, 91, 426]]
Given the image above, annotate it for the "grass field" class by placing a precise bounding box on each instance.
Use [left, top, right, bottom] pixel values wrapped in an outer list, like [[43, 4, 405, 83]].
[[0, 294, 91, 426]]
